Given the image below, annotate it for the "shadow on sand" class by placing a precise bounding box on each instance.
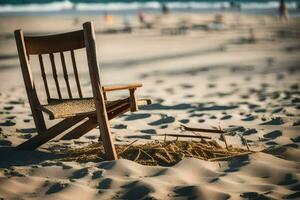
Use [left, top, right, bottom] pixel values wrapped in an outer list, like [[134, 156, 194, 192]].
[[0, 147, 63, 168]]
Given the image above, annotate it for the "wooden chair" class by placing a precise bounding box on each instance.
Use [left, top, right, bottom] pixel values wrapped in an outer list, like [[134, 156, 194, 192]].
[[14, 21, 151, 160]]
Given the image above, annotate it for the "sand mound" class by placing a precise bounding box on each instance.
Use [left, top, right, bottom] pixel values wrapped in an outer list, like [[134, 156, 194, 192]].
[[59, 140, 250, 166]]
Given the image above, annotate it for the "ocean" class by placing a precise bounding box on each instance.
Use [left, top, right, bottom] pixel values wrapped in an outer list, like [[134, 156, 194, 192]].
[[0, 0, 300, 16]]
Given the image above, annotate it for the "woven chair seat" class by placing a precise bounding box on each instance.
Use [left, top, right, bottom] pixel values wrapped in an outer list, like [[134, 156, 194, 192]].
[[37, 98, 150, 119]]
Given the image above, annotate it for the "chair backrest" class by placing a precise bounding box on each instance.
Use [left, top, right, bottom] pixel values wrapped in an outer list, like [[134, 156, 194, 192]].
[[15, 29, 88, 103], [14, 21, 106, 130], [14, 21, 104, 102]]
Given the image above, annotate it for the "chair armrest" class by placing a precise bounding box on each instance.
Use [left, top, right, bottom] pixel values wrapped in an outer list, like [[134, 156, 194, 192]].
[[102, 83, 143, 92]]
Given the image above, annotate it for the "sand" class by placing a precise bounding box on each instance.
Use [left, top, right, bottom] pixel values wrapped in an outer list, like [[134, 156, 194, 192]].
[[0, 12, 300, 199]]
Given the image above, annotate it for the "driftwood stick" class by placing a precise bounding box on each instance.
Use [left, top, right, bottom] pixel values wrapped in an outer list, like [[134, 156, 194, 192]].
[[240, 135, 250, 151], [221, 133, 229, 150], [119, 139, 139, 154], [208, 152, 251, 161], [163, 148, 174, 162], [134, 149, 141, 161], [156, 134, 211, 139], [180, 124, 226, 134], [155, 153, 171, 163], [140, 148, 155, 162]]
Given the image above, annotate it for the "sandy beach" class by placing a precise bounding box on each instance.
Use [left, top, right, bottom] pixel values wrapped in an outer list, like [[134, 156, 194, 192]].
[[0, 12, 300, 199]]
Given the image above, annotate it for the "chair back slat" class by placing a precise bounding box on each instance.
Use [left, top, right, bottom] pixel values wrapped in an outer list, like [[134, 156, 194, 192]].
[[38, 54, 51, 101], [49, 53, 62, 99], [60, 52, 72, 99], [24, 30, 85, 55], [70, 50, 83, 98]]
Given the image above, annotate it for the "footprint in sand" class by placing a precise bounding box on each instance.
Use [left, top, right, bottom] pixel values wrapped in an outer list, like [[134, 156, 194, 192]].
[[254, 108, 267, 113], [241, 115, 256, 121], [174, 185, 230, 200], [291, 136, 300, 143], [263, 130, 282, 139], [23, 119, 31, 123], [16, 128, 36, 134], [240, 94, 250, 99], [0, 120, 15, 126], [148, 115, 175, 126], [46, 182, 69, 194], [69, 168, 89, 179], [243, 128, 257, 136], [293, 120, 300, 126], [113, 124, 127, 129], [92, 170, 103, 179], [258, 96, 268, 102], [85, 135, 97, 140], [207, 84, 216, 88], [4, 168, 25, 177], [221, 115, 232, 120], [7, 100, 24, 105], [97, 178, 113, 189], [179, 84, 193, 89], [290, 84, 299, 90], [141, 129, 156, 134], [190, 113, 204, 118], [179, 119, 189, 124], [279, 173, 298, 186], [165, 88, 175, 95], [160, 125, 168, 129], [276, 73, 284, 80], [120, 182, 152, 199], [19, 134, 32, 139], [292, 97, 300, 103], [155, 79, 164, 84], [227, 126, 246, 133], [124, 113, 151, 121], [4, 106, 14, 111], [184, 94, 195, 98], [272, 107, 284, 114], [260, 117, 285, 125], [240, 192, 270, 199], [244, 76, 252, 81], [265, 141, 278, 145]]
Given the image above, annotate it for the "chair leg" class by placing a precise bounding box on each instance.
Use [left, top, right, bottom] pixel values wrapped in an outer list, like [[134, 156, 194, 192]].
[[129, 88, 138, 112], [17, 116, 86, 150], [61, 117, 98, 140], [94, 101, 118, 160]]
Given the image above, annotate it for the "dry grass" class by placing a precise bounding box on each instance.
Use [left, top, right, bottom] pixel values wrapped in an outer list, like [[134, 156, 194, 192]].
[[59, 139, 250, 166]]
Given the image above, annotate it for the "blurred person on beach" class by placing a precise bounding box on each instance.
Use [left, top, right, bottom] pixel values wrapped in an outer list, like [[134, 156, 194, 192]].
[[279, 0, 289, 23], [123, 15, 132, 32], [104, 11, 113, 25], [138, 11, 145, 24], [162, 3, 169, 15]]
